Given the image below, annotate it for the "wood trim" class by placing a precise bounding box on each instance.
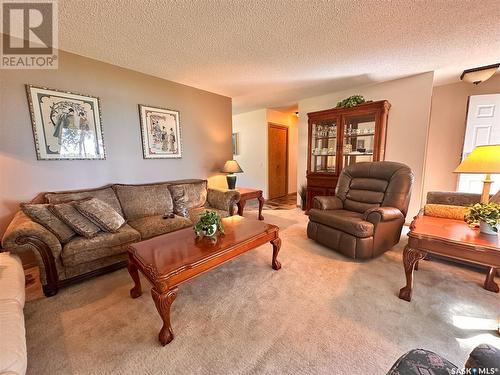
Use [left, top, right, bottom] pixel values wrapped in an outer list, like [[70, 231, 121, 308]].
[[268, 123, 289, 199]]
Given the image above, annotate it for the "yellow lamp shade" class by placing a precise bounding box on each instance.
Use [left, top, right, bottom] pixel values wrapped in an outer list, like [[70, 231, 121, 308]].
[[454, 145, 500, 174], [221, 160, 243, 174]]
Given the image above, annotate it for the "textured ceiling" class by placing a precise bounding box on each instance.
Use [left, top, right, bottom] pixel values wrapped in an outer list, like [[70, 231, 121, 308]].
[[58, 0, 500, 113]]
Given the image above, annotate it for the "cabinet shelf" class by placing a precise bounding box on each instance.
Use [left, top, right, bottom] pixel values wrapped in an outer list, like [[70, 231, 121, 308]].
[[344, 133, 375, 139], [313, 136, 337, 140], [312, 153, 336, 157], [344, 152, 373, 156]]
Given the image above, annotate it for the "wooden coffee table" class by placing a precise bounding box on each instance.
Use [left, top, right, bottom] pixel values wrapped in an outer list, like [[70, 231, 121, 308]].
[[399, 214, 500, 302], [127, 216, 281, 345]]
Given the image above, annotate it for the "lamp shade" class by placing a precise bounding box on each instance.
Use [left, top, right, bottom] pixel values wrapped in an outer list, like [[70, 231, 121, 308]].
[[454, 145, 500, 174], [221, 160, 243, 174]]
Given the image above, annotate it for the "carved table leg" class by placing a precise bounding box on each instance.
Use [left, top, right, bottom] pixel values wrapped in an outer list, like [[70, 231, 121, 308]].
[[258, 195, 265, 221], [127, 261, 142, 298], [398, 245, 426, 302], [237, 199, 246, 216], [151, 287, 178, 346], [271, 237, 281, 270], [484, 267, 499, 293]]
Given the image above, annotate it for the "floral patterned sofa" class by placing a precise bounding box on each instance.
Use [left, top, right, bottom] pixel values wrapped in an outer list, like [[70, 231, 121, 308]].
[[1, 179, 239, 297], [387, 344, 500, 375]]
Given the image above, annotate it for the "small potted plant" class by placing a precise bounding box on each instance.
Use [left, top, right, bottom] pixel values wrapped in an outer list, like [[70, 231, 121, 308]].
[[464, 202, 500, 235], [194, 210, 225, 237], [299, 185, 307, 210]]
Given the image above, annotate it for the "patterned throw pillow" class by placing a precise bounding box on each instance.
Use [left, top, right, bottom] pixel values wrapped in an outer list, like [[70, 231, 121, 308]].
[[75, 198, 125, 233], [20, 203, 76, 243], [49, 202, 101, 238], [169, 185, 189, 218]]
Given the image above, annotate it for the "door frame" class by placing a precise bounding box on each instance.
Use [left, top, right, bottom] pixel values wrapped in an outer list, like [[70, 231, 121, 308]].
[[268, 123, 289, 199]]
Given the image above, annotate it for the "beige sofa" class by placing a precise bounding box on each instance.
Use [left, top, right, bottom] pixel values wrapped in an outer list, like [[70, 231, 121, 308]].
[[0, 253, 27, 375], [1, 179, 239, 297]]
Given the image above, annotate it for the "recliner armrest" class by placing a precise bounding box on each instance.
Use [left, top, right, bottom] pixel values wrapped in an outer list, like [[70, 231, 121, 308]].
[[364, 207, 404, 225], [313, 196, 343, 210]]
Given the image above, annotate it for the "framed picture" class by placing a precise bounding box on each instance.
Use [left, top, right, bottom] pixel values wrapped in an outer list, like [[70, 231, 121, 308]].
[[26, 85, 105, 160], [138, 104, 182, 159], [232, 132, 239, 155]]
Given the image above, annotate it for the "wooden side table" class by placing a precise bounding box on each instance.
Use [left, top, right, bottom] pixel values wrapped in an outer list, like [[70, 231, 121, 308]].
[[399, 213, 500, 302], [236, 187, 264, 220]]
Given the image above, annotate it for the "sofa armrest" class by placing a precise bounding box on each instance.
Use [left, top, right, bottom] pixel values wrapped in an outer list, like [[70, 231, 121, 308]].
[[387, 349, 458, 375], [1, 211, 62, 293], [364, 207, 404, 225], [207, 188, 240, 216], [312, 196, 343, 210]]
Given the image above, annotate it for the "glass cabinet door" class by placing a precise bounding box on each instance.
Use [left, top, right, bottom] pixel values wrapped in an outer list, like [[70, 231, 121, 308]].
[[310, 120, 337, 173], [341, 114, 376, 170]]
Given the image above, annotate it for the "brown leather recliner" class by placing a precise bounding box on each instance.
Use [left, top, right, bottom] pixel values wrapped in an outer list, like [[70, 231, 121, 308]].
[[307, 161, 414, 259]]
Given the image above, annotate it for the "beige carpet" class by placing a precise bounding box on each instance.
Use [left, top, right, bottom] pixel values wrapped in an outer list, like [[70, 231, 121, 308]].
[[24, 209, 500, 374]]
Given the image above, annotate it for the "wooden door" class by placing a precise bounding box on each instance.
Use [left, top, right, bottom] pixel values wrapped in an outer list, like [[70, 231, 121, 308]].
[[268, 124, 288, 199], [458, 94, 500, 193]]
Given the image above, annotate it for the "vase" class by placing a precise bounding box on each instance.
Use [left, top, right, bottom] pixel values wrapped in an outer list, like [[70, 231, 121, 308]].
[[203, 224, 217, 237], [479, 221, 499, 235]]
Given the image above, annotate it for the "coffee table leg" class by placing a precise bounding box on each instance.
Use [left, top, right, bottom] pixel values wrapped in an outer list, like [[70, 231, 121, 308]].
[[484, 267, 499, 293], [258, 195, 264, 220], [151, 287, 178, 346], [271, 237, 281, 270], [399, 245, 426, 302], [127, 261, 142, 298]]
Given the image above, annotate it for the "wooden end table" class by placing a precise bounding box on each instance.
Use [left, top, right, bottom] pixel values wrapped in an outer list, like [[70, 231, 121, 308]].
[[127, 216, 281, 345], [399, 213, 500, 302], [236, 187, 264, 220]]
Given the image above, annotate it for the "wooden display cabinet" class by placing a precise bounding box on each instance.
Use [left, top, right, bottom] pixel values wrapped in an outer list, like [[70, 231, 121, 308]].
[[305, 100, 391, 212]]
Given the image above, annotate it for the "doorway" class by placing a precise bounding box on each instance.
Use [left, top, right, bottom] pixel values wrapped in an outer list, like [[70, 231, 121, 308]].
[[458, 94, 500, 193], [268, 123, 288, 199]]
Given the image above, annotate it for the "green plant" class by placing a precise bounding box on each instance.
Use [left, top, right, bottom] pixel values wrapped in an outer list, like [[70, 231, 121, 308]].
[[194, 210, 224, 236], [299, 185, 307, 210], [336, 95, 366, 108], [464, 202, 500, 232]]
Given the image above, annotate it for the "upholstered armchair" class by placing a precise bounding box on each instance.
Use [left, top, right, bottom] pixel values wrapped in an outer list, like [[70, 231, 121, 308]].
[[307, 161, 414, 259]]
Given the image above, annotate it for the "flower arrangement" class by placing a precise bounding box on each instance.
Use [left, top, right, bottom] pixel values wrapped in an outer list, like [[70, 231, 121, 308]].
[[194, 210, 224, 237], [336, 95, 366, 108], [464, 202, 500, 234]]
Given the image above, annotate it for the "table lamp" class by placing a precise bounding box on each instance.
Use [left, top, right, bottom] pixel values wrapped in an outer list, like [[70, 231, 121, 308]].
[[454, 144, 500, 202], [221, 160, 243, 190]]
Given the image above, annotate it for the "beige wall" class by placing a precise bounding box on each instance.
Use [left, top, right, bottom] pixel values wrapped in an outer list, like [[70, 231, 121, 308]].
[[232, 109, 268, 196], [423, 74, 500, 197], [232, 109, 298, 199], [0, 50, 232, 235], [297, 73, 435, 219]]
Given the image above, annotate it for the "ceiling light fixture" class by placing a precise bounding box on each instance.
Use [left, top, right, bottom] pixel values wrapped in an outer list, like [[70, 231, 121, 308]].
[[460, 63, 499, 85]]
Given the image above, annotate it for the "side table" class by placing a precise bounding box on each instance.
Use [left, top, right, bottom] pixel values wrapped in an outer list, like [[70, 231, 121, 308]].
[[236, 187, 264, 220]]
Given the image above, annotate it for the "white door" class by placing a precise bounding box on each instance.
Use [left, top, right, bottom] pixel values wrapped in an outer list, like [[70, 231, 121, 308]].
[[458, 94, 500, 194]]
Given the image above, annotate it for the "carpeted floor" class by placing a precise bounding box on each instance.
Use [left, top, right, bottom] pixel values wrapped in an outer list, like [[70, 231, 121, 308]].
[[24, 209, 500, 375]]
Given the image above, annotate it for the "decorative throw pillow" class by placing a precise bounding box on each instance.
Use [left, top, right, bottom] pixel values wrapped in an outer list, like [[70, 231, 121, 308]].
[[49, 202, 101, 238], [169, 186, 189, 218], [20, 203, 76, 243], [424, 204, 469, 221], [75, 198, 125, 233]]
